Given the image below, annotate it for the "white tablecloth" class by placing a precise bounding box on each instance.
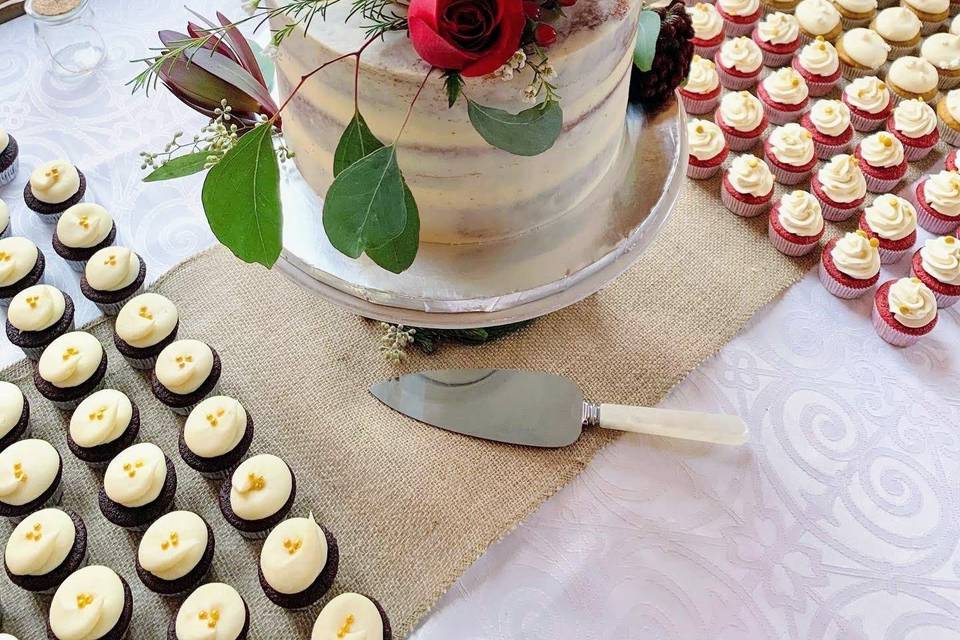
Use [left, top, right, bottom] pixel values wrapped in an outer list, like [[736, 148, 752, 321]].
[[2, 2, 959, 638]]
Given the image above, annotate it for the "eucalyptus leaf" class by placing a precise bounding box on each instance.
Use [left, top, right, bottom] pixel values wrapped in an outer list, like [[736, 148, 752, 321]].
[[633, 10, 661, 72], [201, 123, 282, 268], [444, 72, 464, 108], [143, 152, 209, 182], [333, 111, 384, 177], [466, 98, 563, 156], [366, 185, 419, 273], [322, 145, 408, 259]]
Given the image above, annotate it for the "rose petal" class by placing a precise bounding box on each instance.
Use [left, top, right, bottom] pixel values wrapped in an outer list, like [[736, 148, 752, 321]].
[[461, 0, 524, 77], [409, 16, 478, 70]]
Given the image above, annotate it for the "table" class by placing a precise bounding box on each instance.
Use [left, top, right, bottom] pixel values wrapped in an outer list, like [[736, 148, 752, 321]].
[[2, 2, 959, 638]]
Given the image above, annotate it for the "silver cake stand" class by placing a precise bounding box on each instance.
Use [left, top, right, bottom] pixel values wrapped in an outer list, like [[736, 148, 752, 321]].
[[277, 100, 688, 329]]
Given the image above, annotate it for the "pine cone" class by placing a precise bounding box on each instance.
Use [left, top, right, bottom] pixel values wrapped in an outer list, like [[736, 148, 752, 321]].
[[629, 0, 695, 110]]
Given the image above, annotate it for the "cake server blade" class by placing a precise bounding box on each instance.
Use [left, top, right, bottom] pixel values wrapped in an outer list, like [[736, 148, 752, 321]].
[[369, 369, 748, 448]]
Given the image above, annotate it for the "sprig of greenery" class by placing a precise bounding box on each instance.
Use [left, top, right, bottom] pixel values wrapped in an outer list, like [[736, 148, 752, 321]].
[[523, 47, 560, 103], [129, 34, 214, 95], [347, 0, 409, 38]]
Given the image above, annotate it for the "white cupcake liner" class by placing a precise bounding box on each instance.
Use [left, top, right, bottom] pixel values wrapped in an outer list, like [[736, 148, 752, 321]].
[[901, 139, 936, 161], [910, 264, 960, 307], [722, 129, 762, 151], [839, 15, 872, 29], [841, 61, 874, 80], [916, 205, 960, 234], [761, 49, 796, 68], [92, 284, 144, 317], [920, 18, 946, 35], [865, 172, 903, 193], [887, 42, 920, 60], [805, 77, 839, 97], [872, 303, 922, 346], [819, 260, 873, 298], [849, 111, 887, 132], [237, 527, 271, 540], [681, 92, 721, 115], [723, 18, 757, 36], [722, 186, 770, 217], [121, 352, 160, 370], [763, 102, 807, 125], [877, 243, 913, 263], [819, 199, 861, 221], [166, 381, 220, 417], [694, 43, 722, 59], [0, 156, 17, 187], [814, 138, 853, 159], [937, 73, 960, 90], [768, 222, 820, 256], [717, 64, 760, 90], [939, 121, 960, 147], [768, 160, 812, 184], [687, 162, 724, 179]]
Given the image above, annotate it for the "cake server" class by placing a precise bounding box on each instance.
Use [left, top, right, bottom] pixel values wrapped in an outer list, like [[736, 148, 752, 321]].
[[370, 369, 748, 447]]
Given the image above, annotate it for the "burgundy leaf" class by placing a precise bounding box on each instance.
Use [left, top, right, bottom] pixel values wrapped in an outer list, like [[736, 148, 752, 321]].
[[216, 12, 268, 89], [187, 22, 240, 64], [158, 54, 262, 114]]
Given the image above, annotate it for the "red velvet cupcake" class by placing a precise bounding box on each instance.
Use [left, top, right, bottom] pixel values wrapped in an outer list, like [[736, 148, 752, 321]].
[[763, 123, 817, 184], [752, 12, 801, 66], [721, 154, 775, 217], [688, 2, 726, 58], [716, 0, 764, 36], [887, 99, 940, 161], [768, 190, 825, 256], [819, 232, 881, 298], [716, 36, 764, 90], [854, 132, 907, 193], [858, 194, 917, 263], [715, 90, 768, 151], [680, 56, 723, 115], [757, 68, 810, 124], [910, 237, 960, 307], [810, 154, 867, 221], [913, 172, 960, 235], [792, 37, 842, 96], [872, 278, 938, 347], [687, 119, 730, 179], [801, 100, 853, 159], [842, 76, 893, 132]]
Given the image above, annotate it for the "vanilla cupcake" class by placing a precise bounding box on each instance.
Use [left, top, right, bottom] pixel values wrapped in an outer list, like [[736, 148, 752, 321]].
[[901, 0, 949, 33], [843, 75, 893, 130], [687, 119, 730, 179], [870, 6, 922, 58], [859, 193, 918, 262], [921, 33, 960, 90], [752, 12, 801, 66], [834, 0, 878, 28], [716, 0, 763, 35], [792, 37, 842, 95], [796, 0, 844, 42], [764, 0, 802, 11], [23, 160, 86, 222], [715, 90, 768, 150], [679, 55, 722, 114], [811, 154, 868, 220], [716, 36, 764, 90], [0, 236, 45, 306], [758, 67, 810, 124], [764, 123, 817, 183], [937, 88, 960, 145], [688, 2, 726, 58], [836, 28, 891, 78], [888, 99, 940, 159], [886, 56, 939, 104], [52, 202, 116, 272], [721, 154, 776, 216], [802, 99, 854, 157], [952, 11, 960, 29]]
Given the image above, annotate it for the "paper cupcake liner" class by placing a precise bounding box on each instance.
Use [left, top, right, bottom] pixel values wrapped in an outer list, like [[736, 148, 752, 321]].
[[93, 285, 144, 317], [20, 344, 49, 361], [887, 42, 920, 60], [0, 222, 10, 239], [939, 121, 960, 147], [938, 74, 960, 90], [768, 223, 820, 256], [839, 15, 872, 29], [764, 101, 806, 125], [717, 65, 759, 90], [681, 92, 721, 115], [51, 382, 103, 411], [722, 186, 770, 217], [872, 304, 921, 346], [687, 162, 724, 179], [768, 160, 812, 185], [122, 352, 160, 370], [198, 466, 237, 481], [865, 173, 902, 193], [0, 156, 18, 187], [64, 258, 87, 273], [840, 61, 873, 80], [952, 1, 960, 15], [805, 77, 839, 97], [850, 111, 886, 132], [723, 18, 757, 36], [761, 50, 795, 68], [814, 139, 853, 159], [168, 381, 220, 417], [916, 206, 960, 234], [920, 18, 946, 35], [819, 199, 860, 221], [878, 0, 899, 7], [694, 43, 722, 59], [819, 260, 873, 298], [910, 264, 960, 307], [722, 129, 761, 151], [877, 244, 912, 264], [237, 527, 271, 540], [901, 140, 935, 162]]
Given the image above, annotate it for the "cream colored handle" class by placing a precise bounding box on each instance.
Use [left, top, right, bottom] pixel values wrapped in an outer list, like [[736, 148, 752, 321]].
[[598, 404, 748, 445]]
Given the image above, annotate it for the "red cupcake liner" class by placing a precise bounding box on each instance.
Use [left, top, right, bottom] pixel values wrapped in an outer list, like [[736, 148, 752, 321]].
[[721, 184, 771, 217], [819, 260, 873, 298], [768, 220, 821, 256]]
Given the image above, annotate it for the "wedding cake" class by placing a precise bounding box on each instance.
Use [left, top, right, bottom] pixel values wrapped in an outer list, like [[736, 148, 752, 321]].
[[275, 0, 641, 245]]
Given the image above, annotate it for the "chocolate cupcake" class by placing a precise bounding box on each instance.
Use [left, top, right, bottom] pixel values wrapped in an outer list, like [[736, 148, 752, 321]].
[[219, 454, 296, 539], [311, 592, 393, 640], [0, 197, 11, 238], [151, 339, 221, 415], [0, 439, 63, 521], [6, 285, 75, 360], [0, 381, 30, 451], [179, 396, 253, 479], [80, 246, 146, 315], [137, 510, 215, 597], [99, 442, 177, 531], [67, 389, 140, 467], [52, 202, 116, 272], [4, 508, 87, 594], [0, 128, 18, 187], [24, 160, 85, 222], [113, 293, 179, 369], [34, 331, 107, 410], [47, 565, 133, 640], [259, 514, 338, 609], [168, 582, 250, 640], [0, 237, 45, 306]]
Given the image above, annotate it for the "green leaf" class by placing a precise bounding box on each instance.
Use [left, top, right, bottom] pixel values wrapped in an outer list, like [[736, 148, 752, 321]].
[[201, 123, 282, 268], [466, 98, 563, 156], [633, 10, 661, 72], [333, 111, 385, 177], [143, 152, 209, 182], [322, 145, 408, 259], [366, 184, 419, 273], [444, 72, 464, 108]]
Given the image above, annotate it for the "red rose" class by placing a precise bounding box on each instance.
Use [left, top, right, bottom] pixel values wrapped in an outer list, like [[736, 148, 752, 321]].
[[408, 0, 525, 77]]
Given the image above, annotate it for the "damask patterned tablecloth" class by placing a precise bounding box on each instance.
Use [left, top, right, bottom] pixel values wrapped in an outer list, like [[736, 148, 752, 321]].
[[2, 2, 960, 638]]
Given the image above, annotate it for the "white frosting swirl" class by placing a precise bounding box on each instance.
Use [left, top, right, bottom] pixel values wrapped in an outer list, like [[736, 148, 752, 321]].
[[103, 442, 167, 508], [312, 593, 384, 640], [115, 293, 178, 349], [0, 439, 60, 507], [757, 12, 800, 44], [38, 331, 103, 389], [0, 381, 24, 440], [768, 123, 815, 166], [4, 508, 76, 576], [859, 131, 904, 168], [817, 154, 867, 202], [155, 339, 214, 395], [923, 171, 960, 217], [139, 511, 208, 581], [831, 230, 881, 279], [719, 90, 765, 132], [688, 3, 724, 40], [798, 37, 840, 76], [809, 100, 851, 136], [8, 285, 66, 333], [887, 56, 938, 94], [56, 203, 113, 249], [922, 33, 960, 71], [260, 513, 328, 595], [777, 190, 824, 236], [0, 128, 7, 153], [762, 67, 809, 105], [29, 161, 80, 205], [69, 389, 133, 449], [893, 99, 937, 138], [952, 13, 960, 35], [727, 154, 774, 196], [920, 236, 960, 284], [947, 88, 960, 121], [864, 194, 917, 240], [844, 76, 890, 113], [888, 277, 937, 328], [718, 0, 760, 17], [874, 6, 921, 41], [229, 454, 293, 521], [0, 198, 8, 232], [840, 28, 891, 69], [184, 396, 247, 458], [175, 583, 246, 640], [718, 36, 763, 73], [84, 247, 140, 292], [685, 55, 719, 94], [49, 566, 125, 640], [796, 0, 841, 35], [903, 0, 948, 15], [0, 237, 39, 288], [837, 0, 877, 13]]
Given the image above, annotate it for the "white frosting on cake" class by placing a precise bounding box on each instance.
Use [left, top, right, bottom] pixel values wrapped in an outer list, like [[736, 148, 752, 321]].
[[923, 171, 960, 216], [69, 389, 133, 449], [29, 161, 79, 205], [920, 236, 960, 284], [184, 396, 247, 458], [922, 32, 960, 70], [274, 0, 642, 244], [887, 56, 938, 94], [155, 339, 214, 395], [115, 293, 178, 348], [8, 285, 66, 333], [0, 128, 7, 152], [688, 3, 723, 40], [175, 583, 246, 640], [726, 155, 774, 197], [768, 123, 814, 166], [796, 0, 841, 35], [56, 203, 112, 249], [809, 100, 850, 136], [903, 0, 948, 15], [84, 247, 140, 292], [947, 88, 960, 121], [840, 28, 890, 68], [831, 231, 880, 279], [103, 442, 167, 508], [685, 55, 719, 95], [49, 566, 125, 640], [0, 381, 24, 440], [756, 12, 799, 44], [952, 12, 960, 34], [859, 131, 904, 168], [817, 154, 866, 203], [718, 0, 760, 16], [893, 99, 937, 137], [0, 439, 59, 507], [139, 511, 208, 581], [874, 7, 922, 42], [688, 119, 726, 161], [844, 76, 890, 113], [229, 454, 292, 521], [719, 90, 764, 132], [0, 237, 39, 288], [762, 68, 808, 105], [836, 0, 877, 12], [260, 513, 328, 594], [865, 194, 916, 239], [888, 277, 936, 328], [312, 593, 384, 640], [778, 190, 823, 236], [0, 198, 8, 232], [798, 37, 839, 76], [5, 508, 76, 576], [719, 36, 763, 72], [38, 331, 103, 389]]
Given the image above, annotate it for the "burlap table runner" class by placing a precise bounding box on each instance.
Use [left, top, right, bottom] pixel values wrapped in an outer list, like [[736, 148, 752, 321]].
[[0, 122, 941, 636]]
